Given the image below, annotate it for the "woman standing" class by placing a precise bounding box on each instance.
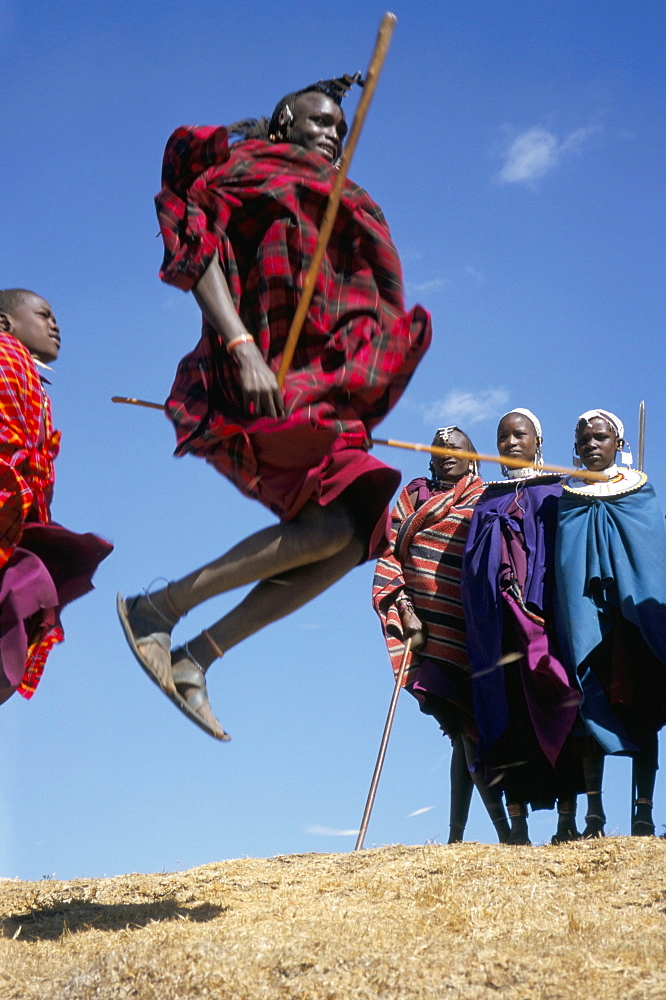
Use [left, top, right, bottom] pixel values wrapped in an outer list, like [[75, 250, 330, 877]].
[[462, 409, 582, 844], [373, 426, 508, 844], [555, 409, 666, 836]]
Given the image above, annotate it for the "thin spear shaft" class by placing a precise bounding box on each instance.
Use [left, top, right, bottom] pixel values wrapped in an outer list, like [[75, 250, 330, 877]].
[[111, 396, 165, 411], [276, 12, 397, 388], [637, 400, 646, 472], [110, 399, 609, 481], [355, 636, 412, 851], [371, 437, 610, 482]]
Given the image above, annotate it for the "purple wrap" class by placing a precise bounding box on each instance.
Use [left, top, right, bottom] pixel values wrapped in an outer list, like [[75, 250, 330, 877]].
[[0, 522, 113, 703], [462, 477, 580, 774]]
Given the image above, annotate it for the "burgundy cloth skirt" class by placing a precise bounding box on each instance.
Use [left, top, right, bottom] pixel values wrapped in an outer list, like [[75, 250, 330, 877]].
[[0, 522, 113, 703]]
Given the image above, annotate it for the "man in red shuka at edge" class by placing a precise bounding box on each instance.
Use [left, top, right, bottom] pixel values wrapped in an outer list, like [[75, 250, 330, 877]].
[[117, 75, 432, 741], [0, 289, 112, 705]]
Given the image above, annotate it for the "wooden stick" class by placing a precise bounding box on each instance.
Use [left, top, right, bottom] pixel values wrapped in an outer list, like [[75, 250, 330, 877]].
[[111, 396, 165, 411], [276, 12, 397, 389], [355, 636, 411, 852], [110, 398, 609, 481], [371, 437, 610, 482], [637, 400, 646, 472]]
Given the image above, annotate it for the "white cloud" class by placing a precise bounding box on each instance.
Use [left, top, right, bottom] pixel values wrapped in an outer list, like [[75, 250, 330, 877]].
[[497, 124, 600, 185], [408, 806, 435, 817], [408, 277, 449, 295], [462, 265, 484, 284], [399, 247, 425, 264], [422, 387, 510, 427], [406, 266, 483, 297], [305, 825, 358, 837]]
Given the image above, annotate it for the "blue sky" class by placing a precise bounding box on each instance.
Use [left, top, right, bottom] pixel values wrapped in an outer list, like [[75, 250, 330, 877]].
[[1, 0, 665, 878]]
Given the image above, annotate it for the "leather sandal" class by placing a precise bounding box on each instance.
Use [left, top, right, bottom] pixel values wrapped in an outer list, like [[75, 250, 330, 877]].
[[631, 819, 656, 836], [169, 648, 230, 742], [582, 814, 606, 838], [117, 593, 176, 696], [632, 799, 655, 836], [551, 824, 581, 845]]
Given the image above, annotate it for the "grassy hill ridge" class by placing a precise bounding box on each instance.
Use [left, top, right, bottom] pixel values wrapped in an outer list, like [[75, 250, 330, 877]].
[[1, 838, 665, 999]]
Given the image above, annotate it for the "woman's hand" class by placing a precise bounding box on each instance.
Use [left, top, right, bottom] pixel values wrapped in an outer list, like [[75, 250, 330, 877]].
[[397, 599, 427, 652]]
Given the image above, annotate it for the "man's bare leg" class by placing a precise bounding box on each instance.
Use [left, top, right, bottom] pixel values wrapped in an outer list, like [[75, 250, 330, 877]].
[[118, 499, 367, 729], [130, 498, 356, 625], [120, 499, 358, 679], [177, 529, 366, 669], [168, 531, 366, 731]]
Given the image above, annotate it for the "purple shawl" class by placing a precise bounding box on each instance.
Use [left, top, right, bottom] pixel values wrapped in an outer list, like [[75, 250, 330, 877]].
[[462, 477, 579, 765]]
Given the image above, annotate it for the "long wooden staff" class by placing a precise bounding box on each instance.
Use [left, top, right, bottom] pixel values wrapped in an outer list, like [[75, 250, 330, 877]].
[[275, 12, 397, 388], [111, 396, 164, 411], [355, 636, 412, 851], [110, 398, 608, 481], [372, 436, 609, 482], [632, 401, 647, 830]]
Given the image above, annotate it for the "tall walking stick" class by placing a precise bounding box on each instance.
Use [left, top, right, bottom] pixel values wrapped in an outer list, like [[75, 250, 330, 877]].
[[355, 636, 412, 851], [632, 399, 647, 831], [276, 12, 397, 388], [637, 399, 646, 472]]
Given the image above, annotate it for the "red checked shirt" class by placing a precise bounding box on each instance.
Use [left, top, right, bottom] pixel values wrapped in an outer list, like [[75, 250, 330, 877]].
[[156, 127, 432, 516]]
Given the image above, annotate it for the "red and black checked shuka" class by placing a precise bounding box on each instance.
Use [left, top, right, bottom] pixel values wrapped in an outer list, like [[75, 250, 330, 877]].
[[372, 473, 485, 733], [156, 126, 432, 557], [0, 332, 112, 703]]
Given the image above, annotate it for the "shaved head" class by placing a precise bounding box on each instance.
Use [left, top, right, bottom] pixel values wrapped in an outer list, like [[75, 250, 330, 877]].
[[0, 288, 35, 316]]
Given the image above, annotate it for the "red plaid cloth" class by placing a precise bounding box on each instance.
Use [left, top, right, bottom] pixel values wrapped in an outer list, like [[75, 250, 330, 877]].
[[20, 619, 64, 700], [0, 333, 60, 557], [156, 127, 431, 519], [0, 333, 63, 697], [372, 474, 485, 686]]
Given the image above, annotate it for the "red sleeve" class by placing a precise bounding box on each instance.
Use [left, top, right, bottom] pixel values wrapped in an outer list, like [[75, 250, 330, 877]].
[[0, 334, 59, 525], [155, 125, 232, 291], [0, 336, 42, 561]]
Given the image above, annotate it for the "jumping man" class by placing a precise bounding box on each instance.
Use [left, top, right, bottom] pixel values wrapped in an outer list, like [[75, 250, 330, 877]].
[[117, 76, 431, 739]]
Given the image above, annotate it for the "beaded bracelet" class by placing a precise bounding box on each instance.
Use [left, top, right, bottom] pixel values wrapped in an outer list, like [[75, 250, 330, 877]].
[[226, 333, 255, 353], [396, 597, 414, 614]]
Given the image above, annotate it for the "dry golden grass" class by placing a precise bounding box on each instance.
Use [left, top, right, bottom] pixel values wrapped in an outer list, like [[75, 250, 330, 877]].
[[1, 838, 665, 999]]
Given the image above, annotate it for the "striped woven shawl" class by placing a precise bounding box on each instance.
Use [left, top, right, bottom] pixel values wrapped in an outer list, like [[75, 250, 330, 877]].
[[372, 473, 484, 686]]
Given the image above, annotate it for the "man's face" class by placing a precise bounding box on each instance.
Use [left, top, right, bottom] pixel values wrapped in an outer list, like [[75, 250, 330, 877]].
[[288, 92, 348, 163], [576, 417, 619, 471], [431, 429, 471, 483], [1, 294, 60, 363], [497, 413, 538, 467]]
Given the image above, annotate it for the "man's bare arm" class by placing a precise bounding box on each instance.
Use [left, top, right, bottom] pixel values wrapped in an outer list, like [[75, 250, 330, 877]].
[[193, 254, 284, 418]]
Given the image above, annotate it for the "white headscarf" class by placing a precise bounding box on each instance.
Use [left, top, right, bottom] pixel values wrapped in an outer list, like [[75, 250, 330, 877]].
[[575, 409, 632, 468], [577, 408, 623, 439], [498, 408, 543, 478]]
